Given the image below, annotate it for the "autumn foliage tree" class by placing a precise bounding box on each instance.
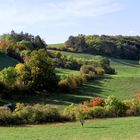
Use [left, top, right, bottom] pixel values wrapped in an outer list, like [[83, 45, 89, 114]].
[[16, 49, 59, 91], [0, 49, 59, 95]]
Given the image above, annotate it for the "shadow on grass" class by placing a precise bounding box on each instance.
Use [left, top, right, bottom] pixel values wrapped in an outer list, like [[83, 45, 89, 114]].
[[111, 58, 139, 68], [7, 76, 113, 107], [85, 126, 109, 129]]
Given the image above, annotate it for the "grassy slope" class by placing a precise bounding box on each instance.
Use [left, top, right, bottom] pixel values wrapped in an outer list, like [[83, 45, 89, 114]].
[[1, 50, 140, 139], [10, 51, 140, 111], [0, 53, 19, 69], [45, 52, 140, 109], [56, 68, 80, 77], [1, 117, 140, 140], [48, 43, 63, 48], [1, 50, 140, 107], [60, 51, 140, 100]]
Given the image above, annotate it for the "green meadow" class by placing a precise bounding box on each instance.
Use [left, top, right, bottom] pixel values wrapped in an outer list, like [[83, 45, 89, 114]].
[[0, 117, 140, 140], [1, 51, 140, 140]]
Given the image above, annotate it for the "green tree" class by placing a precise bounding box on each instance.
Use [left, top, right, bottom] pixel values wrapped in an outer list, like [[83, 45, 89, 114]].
[[0, 67, 17, 88], [16, 49, 59, 91], [34, 35, 46, 49]]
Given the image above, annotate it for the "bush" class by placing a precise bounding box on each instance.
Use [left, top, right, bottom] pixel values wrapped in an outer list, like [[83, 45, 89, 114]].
[[67, 76, 78, 90], [125, 99, 140, 116], [105, 95, 128, 116], [0, 67, 17, 88], [105, 95, 119, 106], [104, 105, 116, 117], [104, 65, 116, 74], [72, 75, 84, 86], [80, 65, 105, 80], [135, 93, 140, 101], [0, 107, 13, 125], [94, 67, 105, 75], [14, 104, 61, 124], [80, 65, 95, 75], [63, 104, 80, 120], [58, 75, 84, 92], [80, 65, 96, 80], [88, 106, 106, 118], [90, 97, 105, 107], [58, 79, 70, 92]]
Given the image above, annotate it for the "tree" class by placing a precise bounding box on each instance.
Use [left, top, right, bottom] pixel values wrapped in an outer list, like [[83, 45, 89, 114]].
[[16, 49, 59, 91], [0, 67, 17, 88], [34, 35, 46, 49]]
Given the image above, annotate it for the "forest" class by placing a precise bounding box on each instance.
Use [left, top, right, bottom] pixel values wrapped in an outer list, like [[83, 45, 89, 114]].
[[61, 34, 140, 60]]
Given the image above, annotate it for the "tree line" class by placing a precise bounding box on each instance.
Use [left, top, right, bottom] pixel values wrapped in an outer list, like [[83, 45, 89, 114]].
[[62, 34, 140, 60], [0, 30, 46, 62]]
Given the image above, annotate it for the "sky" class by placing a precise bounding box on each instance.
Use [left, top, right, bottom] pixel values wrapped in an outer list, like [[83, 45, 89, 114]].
[[0, 0, 139, 43]]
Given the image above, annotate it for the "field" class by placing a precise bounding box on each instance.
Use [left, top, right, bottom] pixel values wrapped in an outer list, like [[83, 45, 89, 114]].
[[0, 117, 140, 140], [1, 50, 140, 139], [35, 51, 140, 109], [56, 68, 80, 77], [0, 53, 18, 69], [4, 51, 140, 111], [60, 51, 140, 100], [48, 43, 63, 49]]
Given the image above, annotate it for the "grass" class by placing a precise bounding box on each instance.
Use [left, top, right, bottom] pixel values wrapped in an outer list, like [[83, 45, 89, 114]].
[[0, 117, 140, 140], [0, 53, 18, 70], [5, 51, 140, 111], [1, 51, 140, 108], [1, 51, 140, 139], [48, 53, 140, 105], [48, 43, 63, 49], [56, 68, 80, 77]]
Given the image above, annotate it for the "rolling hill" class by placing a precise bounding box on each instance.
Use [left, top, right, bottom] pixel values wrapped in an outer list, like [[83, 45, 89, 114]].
[[0, 53, 19, 70], [8, 51, 139, 111], [0, 47, 140, 109]]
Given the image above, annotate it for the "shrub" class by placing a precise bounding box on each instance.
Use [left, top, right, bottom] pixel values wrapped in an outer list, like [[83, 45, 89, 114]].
[[94, 67, 105, 75], [14, 102, 25, 112], [58, 79, 70, 92], [125, 104, 138, 116], [63, 103, 89, 121], [129, 99, 140, 116], [90, 97, 105, 107], [88, 106, 106, 118], [14, 104, 61, 124], [105, 95, 119, 106], [104, 65, 115, 74], [82, 101, 91, 113], [72, 75, 84, 86], [58, 75, 84, 92], [105, 95, 128, 116], [63, 104, 80, 120], [104, 105, 116, 117], [80, 65, 105, 80], [80, 65, 95, 75], [0, 67, 17, 88], [135, 93, 140, 101], [67, 76, 78, 90], [83, 72, 96, 80], [116, 102, 128, 116], [0, 107, 13, 125]]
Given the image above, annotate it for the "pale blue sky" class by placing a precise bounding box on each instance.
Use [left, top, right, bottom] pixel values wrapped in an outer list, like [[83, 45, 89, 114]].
[[0, 0, 139, 43]]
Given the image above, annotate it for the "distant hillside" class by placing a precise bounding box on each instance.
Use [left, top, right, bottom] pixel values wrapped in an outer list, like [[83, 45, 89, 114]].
[[48, 43, 63, 49], [0, 53, 19, 69]]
